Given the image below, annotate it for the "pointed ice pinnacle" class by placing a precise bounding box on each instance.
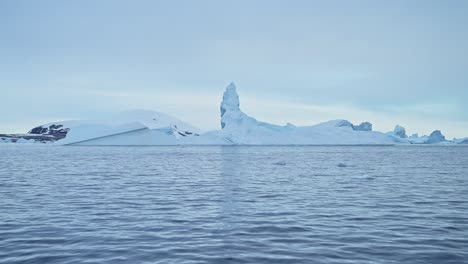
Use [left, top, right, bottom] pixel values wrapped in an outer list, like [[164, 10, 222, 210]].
[[220, 82, 240, 128], [221, 82, 240, 116]]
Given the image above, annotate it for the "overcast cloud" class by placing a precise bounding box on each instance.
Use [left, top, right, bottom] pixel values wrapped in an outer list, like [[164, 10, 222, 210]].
[[1, 0, 467, 138]]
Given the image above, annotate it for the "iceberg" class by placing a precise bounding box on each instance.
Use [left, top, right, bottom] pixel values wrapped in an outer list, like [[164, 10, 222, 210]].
[[392, 125, 407, 138], [9, 110, 202, 145], [211, 83, 393, 145], [1, 82, 465, 145], [385, 125, 454, 144], [426, 130, 446, 144]]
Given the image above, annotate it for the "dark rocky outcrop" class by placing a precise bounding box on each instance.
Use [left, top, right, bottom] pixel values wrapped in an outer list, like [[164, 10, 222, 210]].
[[28, 124, 69, 140]]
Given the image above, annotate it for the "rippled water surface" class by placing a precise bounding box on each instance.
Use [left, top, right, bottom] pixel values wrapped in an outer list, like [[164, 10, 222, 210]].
[[1, 145, 467, 264]]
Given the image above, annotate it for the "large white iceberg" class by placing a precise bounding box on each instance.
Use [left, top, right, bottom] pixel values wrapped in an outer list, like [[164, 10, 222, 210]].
[[18, 110, 202, 145], [2, 82, 465, 145], [205, 83, 394, 145]]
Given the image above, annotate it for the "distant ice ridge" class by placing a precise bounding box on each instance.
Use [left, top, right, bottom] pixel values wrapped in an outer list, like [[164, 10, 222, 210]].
[[386, 125, 454, 144], [2, 82, 466, 145]]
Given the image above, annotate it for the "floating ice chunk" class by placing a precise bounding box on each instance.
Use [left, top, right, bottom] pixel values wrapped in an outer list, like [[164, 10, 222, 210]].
[[1, 137, 11, 143], [273, 161, 287, 166]]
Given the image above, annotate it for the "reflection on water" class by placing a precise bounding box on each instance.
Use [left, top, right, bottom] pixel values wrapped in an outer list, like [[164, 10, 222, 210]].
[[0, 145, 467, 264]]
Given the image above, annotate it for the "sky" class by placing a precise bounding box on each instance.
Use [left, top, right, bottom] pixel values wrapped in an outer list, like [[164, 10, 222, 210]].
[[1, 0, 467, 138]]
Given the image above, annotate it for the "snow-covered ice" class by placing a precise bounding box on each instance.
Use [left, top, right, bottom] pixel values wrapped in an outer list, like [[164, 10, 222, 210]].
[[2, 82, 466, 145]]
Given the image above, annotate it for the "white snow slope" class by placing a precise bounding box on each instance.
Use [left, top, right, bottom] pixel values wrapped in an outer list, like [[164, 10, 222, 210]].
[[25, 110, 204, 145]]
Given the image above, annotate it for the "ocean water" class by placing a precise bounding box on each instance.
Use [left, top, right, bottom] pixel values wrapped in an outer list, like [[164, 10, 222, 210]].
[[0, 145, 467, 264]]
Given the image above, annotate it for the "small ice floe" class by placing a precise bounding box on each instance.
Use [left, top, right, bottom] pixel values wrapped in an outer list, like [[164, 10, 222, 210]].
[[337, 163, 347, 168], [273, 161, 287, 166]]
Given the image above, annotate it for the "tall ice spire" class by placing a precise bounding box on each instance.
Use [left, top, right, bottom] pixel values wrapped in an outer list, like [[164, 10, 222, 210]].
[[220, 82, 240, 128]]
